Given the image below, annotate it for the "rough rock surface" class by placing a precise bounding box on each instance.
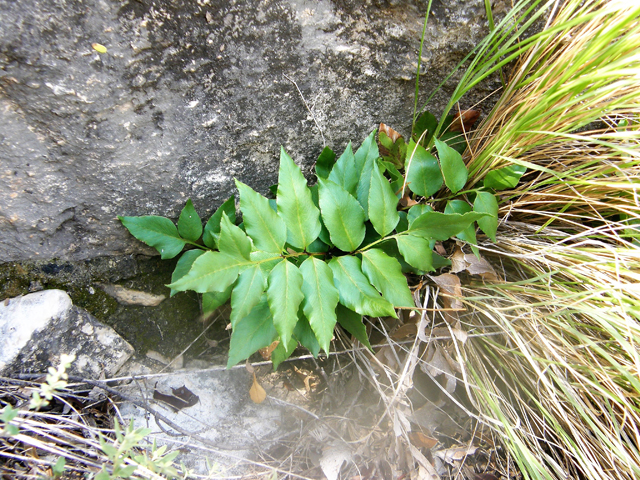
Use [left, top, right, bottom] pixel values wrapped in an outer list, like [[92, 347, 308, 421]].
[[117, 360, 287, 475], [0, 289, 134, 377], [0, 0, 496, 262]]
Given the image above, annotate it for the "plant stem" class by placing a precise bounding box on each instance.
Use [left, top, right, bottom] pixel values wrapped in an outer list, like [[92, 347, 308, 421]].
[[412, 0, 434, 133]]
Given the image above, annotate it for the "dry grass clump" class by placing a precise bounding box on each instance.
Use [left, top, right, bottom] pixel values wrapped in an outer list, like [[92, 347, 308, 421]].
[[449, 1, 640, 479]]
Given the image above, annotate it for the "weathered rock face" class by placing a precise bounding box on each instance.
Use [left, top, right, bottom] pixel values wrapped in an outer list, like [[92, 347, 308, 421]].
[[0, 289, 134, 377], [0, 0, 493, 262]]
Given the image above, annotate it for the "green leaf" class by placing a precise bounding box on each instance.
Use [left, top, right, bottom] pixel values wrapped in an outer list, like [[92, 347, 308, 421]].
[[170, 249, 205, 296], [309, 184, 334, 247], [315, 146, 336, 179], [95, 469, 110, 480], [406, 141, 443, 197], [413, 111, 437, 145], [397, 211, 409, 232], [202, 284, 233, 316], [361, 249, 414, 307], [119, 216, 186, 259], [381, 161, 404, 194], [167, 251, 245, 293], [395, 235, 434, 272], [355, 154, 375, 220], [328, 143, 358, 195], [407, 204, 434, 227], [484, 164, 527, 190], [379, 133, 407, 169], [277, 148, 322, 249], [318, 178, 366, 252], [435, 138, 468, 194], [230, 264, 266, 328], [306, 237, 330, 253], [294, 314, 321, 357], [299, 256, 339, 354], [444, 200, 478, 246], [336, 304, 372, 350], [354, 129, 379, 173], [227, 295, 278, 367], [329, 256, 396, 318], [409, 211, 487, 241], [118, 465, 138, 478], [0, 406, 18, 423], [218, 212, 252, 260], [101, 442, 118, 459], [178, 199, 203, 242], [250, 250, 283, 276], [203, 197, 236, 249], [440, 131, 467, 154], [272, 336, 297, 370], [368, 161, 399, 236], [267, 260, 304, 350], [474, 191, 499, 242], [52, 456, 66, 475], [236, 180, 287, 253]]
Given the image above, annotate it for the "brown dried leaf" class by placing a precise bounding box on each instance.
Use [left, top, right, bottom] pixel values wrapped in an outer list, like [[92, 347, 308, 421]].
[[434, 446, 478, 464], [465, 256, 500, 281], [430, 273, 463, 310], [449, 110, 481, 132], [375, 345, 400, 372], [399, 191, 419, 209], [450, 246, 500, 281], [245, 359, 255, 374], [450, 248, 467, 274], [422, 344, 456, 393], [249, 373, 267, 404], [392, 323, 418, 340], [409, 431, 439, 449], [379, 123, 403, 143], [258, 340, 280, 360]]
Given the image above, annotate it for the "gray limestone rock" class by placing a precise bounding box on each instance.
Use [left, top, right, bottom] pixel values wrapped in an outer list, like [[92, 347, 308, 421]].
[[0, 0, 497, 262], [117, 360, 287, 475], [0, 289, 134, 377]]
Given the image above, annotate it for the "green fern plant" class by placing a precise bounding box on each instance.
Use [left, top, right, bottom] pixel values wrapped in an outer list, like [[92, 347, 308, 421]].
[[119, 129, 511, 368]]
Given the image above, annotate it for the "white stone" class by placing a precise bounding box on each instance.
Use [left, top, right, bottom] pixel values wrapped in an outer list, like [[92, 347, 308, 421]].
[[0, 290, 72, 371], [0, 289, 134, 378]]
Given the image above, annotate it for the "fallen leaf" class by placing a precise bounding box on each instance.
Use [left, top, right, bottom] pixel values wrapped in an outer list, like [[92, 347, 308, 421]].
[[450, 326, 468, 344], [449, 110, 481, 132], [410, 403, 447, 432], [392, 323, 418, 340], [429, 274, 463, 310], [409, 444, 440, 480], [153, 385, 199, 411], [375, 345, 400, 372], [409, 431, 439, 449], [399, 191, 419, 208], [245, 359, 255, 374], [146, 350, 170, 365], [434, 445, 479, 465], [380, 123, 403, 143], [249, 373, 267, 404], [450, 248, 467, 274], [320, 447, 352, 480], [92, 43, 108, 54], [450, 246, 500, 281], [422, 344, 456, 393], [97, 283, 165, 306], [258, 340, 279, 360]]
